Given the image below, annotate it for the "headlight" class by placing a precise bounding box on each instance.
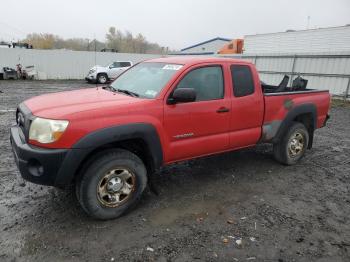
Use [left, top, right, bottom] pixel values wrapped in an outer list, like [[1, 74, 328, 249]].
[[29, 117, 69, 144]]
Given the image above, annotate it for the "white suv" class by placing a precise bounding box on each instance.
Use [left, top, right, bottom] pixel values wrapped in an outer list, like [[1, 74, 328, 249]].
[[85, 61, 133, 84]]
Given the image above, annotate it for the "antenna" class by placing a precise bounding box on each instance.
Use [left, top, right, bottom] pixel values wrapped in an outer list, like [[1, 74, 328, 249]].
[[307, 16, 310, 30], [94, 34, 97, 66], [94, 34, 98, 89]]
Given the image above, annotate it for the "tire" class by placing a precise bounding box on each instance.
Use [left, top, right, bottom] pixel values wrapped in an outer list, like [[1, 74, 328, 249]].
[[273, 121, 309, 165], [97, 73, 108, 84], [76, 149, 147, 220]]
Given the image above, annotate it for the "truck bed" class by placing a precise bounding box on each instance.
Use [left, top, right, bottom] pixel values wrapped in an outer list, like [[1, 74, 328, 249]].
[[263, 89, 330, 130]]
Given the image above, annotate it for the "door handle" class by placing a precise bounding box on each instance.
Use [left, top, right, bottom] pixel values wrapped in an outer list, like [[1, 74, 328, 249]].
[[216, 107, 230, 113]]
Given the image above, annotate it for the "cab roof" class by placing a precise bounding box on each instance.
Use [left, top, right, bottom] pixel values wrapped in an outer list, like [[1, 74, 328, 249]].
[[145, 56, 251, 66]]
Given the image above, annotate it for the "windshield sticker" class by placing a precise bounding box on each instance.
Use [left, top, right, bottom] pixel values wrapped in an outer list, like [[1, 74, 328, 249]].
[[162, 64, 183, 70], [145, 90, 158, 97]]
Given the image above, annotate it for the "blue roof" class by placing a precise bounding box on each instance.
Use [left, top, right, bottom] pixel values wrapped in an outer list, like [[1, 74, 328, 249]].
[[181, 37, 231, 51]]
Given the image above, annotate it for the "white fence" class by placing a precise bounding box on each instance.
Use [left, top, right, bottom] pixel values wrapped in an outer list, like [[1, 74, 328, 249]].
[[0, 48, 163, 80], [1, 48, 349, 97]]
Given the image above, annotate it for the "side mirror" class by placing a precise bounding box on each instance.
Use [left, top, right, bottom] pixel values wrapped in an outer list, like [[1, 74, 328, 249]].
[[168, 88, 196, 104]]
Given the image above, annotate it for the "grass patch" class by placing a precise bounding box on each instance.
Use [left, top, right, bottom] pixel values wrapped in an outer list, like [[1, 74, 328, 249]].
[[331, 98, 350, 108]]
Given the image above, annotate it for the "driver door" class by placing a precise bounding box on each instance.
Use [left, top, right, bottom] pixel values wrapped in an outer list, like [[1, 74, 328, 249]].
[[163, 64, 231, 163]]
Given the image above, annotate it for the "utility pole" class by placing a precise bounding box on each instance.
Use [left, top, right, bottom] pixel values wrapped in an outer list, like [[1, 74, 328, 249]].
[[307, 16, 310, 30]]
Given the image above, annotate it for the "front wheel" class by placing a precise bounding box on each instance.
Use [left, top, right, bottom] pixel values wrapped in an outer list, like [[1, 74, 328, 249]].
[[273, 122, 309, 165], [76, 149, 147, 220], [97, 73, 108, 84]]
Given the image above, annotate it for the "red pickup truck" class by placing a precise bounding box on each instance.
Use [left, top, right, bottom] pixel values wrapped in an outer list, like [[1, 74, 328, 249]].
[[10, 57, 330, 219]]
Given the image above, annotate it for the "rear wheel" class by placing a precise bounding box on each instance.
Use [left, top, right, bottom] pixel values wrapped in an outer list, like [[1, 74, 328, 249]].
[[76, 149, 147, 220], [273, 122, 309, 165], [97, 73, 108, 84]]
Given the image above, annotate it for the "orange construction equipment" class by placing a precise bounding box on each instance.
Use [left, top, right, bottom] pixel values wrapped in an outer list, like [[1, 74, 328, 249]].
[[218, 39, 244, 54]]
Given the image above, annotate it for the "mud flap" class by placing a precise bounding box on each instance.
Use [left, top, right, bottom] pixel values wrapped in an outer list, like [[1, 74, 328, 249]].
[[148, 171, 159, 196], [322, 114, 330, 127]]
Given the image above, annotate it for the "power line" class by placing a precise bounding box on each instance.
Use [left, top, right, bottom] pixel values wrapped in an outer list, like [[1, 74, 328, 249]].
[[0, 20, 27, 36], [0, 31, 19, 42]]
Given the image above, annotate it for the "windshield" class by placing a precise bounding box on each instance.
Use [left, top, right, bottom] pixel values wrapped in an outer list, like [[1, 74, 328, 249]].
[[110, 62, 183, 98]]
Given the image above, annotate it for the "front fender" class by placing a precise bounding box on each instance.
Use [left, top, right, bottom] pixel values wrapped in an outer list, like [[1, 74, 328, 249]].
[[54, 123, 163, 186]]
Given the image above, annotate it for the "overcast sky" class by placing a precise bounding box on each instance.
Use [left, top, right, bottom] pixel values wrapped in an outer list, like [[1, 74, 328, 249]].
[[0, 0, 349, 50]]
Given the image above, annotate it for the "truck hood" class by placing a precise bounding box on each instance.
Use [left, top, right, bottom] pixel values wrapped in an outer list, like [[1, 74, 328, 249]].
[[91, 65, 107, 72], [24, 87, 140, 119]]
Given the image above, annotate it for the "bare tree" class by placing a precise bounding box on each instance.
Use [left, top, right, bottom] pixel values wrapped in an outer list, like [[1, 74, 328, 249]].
[[105, 26, 165, 54], [23, 27, 167, 54]]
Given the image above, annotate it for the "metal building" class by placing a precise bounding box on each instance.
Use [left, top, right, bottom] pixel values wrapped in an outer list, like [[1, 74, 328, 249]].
[[179, 37, 231, 55], [244, 25, 350, 54]]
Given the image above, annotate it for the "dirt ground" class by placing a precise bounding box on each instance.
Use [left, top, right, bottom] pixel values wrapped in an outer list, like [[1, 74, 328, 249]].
[[0, 80, 349, 262]]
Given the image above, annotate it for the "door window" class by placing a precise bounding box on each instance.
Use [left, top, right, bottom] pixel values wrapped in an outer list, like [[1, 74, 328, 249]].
[[230, 65, 255, 97], [176, 66, 224, 101], [110, 62, 121, 68]]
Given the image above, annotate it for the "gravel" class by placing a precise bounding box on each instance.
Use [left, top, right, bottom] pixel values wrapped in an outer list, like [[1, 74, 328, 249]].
[[0, 80, 349, 261]]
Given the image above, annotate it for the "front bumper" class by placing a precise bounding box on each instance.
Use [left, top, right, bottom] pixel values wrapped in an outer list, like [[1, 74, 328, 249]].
[[10, 126, 69, 186], [85, 74, 97, 82]]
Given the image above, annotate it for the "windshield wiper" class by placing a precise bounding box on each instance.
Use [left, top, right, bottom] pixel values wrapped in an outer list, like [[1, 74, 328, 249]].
[[115, 88, 139, 97], [103, 85, 139, 97], [102, 85, 114, 90]]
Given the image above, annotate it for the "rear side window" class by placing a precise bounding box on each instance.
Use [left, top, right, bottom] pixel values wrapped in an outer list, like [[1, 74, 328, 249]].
[[120, 62, 131, 67], [231, 65, 255, 97], [176, 66, 224, 101]]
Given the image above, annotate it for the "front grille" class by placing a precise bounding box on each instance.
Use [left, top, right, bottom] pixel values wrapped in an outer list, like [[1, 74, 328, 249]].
[[16, 108, 26, 141], [17, 103, 33, 142], [17, 111, 25, 128]]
